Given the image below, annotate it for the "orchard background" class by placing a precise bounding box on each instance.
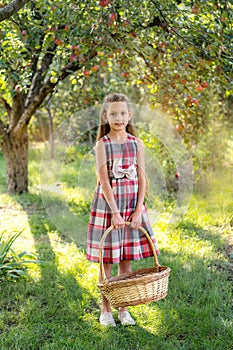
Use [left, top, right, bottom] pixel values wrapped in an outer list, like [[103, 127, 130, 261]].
[[0, 0, 232, 193]]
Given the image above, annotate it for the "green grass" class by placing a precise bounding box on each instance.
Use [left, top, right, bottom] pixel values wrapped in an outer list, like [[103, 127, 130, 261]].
[[0, 144, 232, 350]]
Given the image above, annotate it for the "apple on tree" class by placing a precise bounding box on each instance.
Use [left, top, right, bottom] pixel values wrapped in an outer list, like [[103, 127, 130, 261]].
[[50, 76, 58, 84], [91, 65, 99, 72], [83, 70, 90, 77], [196, 85, 203, 92], [192, 98, 199, 105]]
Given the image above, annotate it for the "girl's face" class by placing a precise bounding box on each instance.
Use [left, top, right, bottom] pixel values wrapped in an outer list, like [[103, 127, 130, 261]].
[[104, 102, 131, 131]]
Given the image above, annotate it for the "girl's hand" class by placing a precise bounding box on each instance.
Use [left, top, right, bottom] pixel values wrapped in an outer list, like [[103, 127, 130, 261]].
[[128, 209, 142, 229], [112, 212, 125, 229]]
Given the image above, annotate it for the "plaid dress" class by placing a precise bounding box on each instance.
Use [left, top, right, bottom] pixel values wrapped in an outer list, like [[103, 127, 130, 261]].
[[86, 133, 160, 264]]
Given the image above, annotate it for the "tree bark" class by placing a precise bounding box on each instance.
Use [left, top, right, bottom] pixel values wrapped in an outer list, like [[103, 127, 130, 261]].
[[1, 130, 28, 194], [0, 0, 31, 22]]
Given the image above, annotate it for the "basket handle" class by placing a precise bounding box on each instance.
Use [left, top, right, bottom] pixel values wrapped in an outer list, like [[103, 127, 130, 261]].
[[99, 221, 160, 282]]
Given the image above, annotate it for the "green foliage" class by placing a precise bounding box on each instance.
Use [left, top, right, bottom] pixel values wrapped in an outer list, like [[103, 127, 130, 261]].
[[0, 231, 39, 282], [0, 0, 232, 193]]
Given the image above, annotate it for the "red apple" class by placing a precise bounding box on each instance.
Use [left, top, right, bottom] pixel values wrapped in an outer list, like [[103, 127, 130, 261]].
[[99, 0, 109, 7], [192, 98, 199, 105], [109, 13, 116, 22], [176, 124, 183, 131], [22, 30, 27, 36], [130, 32, 137, 38], [196, 85, 203, 92], [70, 54, 77, 62], [202, 82, 209, 88], [55, 39, 63, 46], [83, 70, 90, 77], [92, 65, 99, 72], [122, 71, 129, 78], [175, 172, 180, 179], [181, 78, 186, 84], [101, 60, 106, 67]]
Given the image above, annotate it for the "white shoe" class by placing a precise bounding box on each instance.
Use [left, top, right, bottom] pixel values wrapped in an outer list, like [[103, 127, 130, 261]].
[[100, 312, 116, 327], [118, 311, 135, 326]]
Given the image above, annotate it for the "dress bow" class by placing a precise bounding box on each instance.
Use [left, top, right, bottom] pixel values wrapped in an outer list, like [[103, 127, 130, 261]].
[[112, 164, 137, 180]]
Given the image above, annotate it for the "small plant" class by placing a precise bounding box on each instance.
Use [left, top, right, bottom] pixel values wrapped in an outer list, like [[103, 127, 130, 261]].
[[0, 231, 39, 282]]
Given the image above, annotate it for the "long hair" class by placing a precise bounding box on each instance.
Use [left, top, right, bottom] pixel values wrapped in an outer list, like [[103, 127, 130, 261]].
[[96, 93, 137, 141]]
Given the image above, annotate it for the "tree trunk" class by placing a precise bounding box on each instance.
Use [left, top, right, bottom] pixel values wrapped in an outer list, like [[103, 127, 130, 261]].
[[1, 130, 28, 194]]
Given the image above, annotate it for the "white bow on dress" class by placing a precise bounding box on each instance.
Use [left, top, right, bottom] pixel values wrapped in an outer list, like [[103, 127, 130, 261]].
[[112, 164, 137, 180]]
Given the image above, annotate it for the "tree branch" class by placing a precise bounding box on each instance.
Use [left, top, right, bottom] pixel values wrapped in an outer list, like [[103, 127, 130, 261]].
[[25, 41, 57, 108], [14, 47, 98, 137], [10, 92, 26, 129], [0, 0, 31, 22], [0, 97, 11, 118]]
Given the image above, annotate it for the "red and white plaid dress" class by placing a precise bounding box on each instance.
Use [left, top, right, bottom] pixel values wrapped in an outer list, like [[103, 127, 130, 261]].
[[86, 133, 160, 264]]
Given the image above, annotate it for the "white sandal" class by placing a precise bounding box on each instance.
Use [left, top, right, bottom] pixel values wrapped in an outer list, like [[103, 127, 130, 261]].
[[118, 311, 135, 326], [100, 312, 116, 327]]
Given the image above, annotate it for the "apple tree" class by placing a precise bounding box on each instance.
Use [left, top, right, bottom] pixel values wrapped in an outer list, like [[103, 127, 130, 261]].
[[0, 0, 232, 193]]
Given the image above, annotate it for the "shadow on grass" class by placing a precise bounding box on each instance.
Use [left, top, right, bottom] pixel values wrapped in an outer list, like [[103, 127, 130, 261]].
[[0, 192, 163, 350], [176, 220, 233, 276]]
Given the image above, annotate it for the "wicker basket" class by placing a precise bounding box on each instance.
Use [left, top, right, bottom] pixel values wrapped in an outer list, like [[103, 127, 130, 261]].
[[97, 222, 170, 308]]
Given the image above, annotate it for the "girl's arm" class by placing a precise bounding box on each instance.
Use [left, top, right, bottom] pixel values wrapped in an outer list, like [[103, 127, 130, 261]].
[[129, 138, 146, 228], [96, 140, 125, 228]]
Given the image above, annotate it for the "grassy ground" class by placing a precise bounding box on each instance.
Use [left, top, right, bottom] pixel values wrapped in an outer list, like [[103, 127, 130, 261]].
[[0, 144, 232, 350]]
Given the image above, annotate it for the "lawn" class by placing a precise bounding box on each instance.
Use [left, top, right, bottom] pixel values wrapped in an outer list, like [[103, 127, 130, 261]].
[[0, 143, 232, 350]]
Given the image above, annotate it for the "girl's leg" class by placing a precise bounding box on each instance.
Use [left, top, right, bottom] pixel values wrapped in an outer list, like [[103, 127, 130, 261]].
[[118, 260, 131, 312], [117, 260, 135, 325], [99, 263, 112, 313]]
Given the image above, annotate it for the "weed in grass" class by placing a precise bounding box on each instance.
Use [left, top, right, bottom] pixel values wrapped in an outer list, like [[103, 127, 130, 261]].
[[0, 231, 40, 282]]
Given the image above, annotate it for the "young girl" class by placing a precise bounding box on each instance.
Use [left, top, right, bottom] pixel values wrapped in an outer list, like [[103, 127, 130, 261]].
[[86, 93, 160, 327]]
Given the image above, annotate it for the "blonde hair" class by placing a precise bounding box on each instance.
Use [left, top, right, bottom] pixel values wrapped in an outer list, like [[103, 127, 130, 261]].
[[96, 93, 137, 141]]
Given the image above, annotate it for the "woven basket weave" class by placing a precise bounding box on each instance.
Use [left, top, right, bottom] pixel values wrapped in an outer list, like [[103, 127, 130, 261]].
[[97, 222, 170, 308]]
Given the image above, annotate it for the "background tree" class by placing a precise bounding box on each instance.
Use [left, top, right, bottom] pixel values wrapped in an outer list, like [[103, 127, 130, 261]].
[[0, 0, 232, 193]]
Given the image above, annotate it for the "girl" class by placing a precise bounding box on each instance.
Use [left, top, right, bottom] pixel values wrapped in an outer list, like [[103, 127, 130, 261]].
[[86, 93, 160, 327]]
